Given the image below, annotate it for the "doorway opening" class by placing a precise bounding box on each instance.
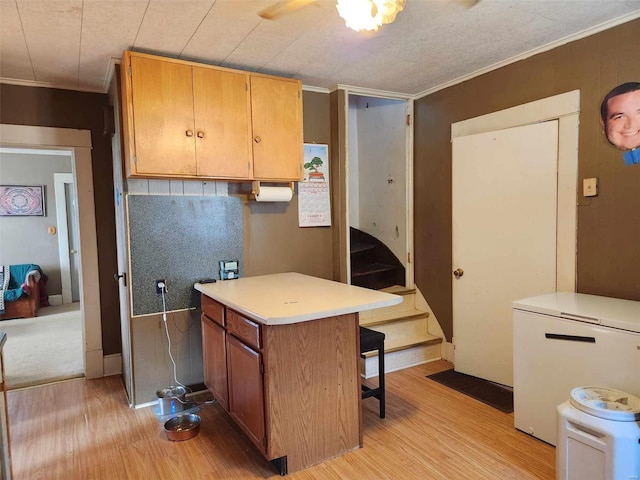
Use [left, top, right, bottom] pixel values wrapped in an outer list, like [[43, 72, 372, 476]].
[[346, 93, 412, 290], [0, 148, 83, 388], [0, 123, 104, 385]]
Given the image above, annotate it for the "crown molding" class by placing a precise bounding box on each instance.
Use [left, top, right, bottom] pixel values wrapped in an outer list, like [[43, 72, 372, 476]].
[[302, 84, 330, 94], [0, 77, 105, 94], [334, 84, 413, 100], [415, 11, 640, 100]]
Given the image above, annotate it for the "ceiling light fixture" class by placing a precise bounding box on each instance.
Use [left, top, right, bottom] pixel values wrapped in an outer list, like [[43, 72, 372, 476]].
[[336, 0, 406, 32]]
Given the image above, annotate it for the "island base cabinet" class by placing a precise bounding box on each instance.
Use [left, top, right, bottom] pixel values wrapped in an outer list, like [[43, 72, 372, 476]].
[[200, 293, 362, 474], [201, 314, 228, 410], [262, 314, 362, 473], [227, 335, 266, 454]]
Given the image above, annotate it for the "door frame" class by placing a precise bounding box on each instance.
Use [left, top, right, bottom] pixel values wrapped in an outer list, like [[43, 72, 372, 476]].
[[451, 90, 580, 293], [109, 67, 134, 405], [337, 85, 414, 288], [0, 124, 104, 379]]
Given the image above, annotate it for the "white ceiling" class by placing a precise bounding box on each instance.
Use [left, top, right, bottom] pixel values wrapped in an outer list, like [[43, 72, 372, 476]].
[[1, 0, 639, 96]]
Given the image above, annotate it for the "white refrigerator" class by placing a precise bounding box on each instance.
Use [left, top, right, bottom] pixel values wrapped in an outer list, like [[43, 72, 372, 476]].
[[512, 292, 640, 446]]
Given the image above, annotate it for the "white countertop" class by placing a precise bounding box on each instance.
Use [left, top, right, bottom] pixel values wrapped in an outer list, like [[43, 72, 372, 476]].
[[194, 272, 402, 325]]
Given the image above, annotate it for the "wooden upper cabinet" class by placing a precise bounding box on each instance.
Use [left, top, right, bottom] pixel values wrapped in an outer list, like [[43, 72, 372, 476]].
[[250, 75, 303, 181], [193, 67, 253, 179], [121, 51, 303, 182], [127, 54, 197, 176]]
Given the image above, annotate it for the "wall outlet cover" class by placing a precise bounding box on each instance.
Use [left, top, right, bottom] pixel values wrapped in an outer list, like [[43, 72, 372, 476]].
[[155, 279, 166, 294], [583, 177, 598, 197]]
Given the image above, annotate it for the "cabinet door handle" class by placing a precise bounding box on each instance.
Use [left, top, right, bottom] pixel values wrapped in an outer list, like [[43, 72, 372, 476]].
[[254, 136, 261, 143], [197, 131, 205, 139], [186, 130, 194, 137]]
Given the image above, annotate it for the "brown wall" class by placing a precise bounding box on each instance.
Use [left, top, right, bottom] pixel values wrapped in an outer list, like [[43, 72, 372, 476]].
[[414, 19, 640, 341], [0, 84, 122, 354], [240, 90, 334, 280], [1, 85, 333, 357]]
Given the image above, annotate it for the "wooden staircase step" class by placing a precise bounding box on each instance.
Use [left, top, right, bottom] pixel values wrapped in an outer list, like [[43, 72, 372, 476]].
[[359, 308, 429, 328], [380, 285, 416, 296], [351, 262, 397, 277], [362, 334, 442, 358], [350, 241, 375, 254], [359, 288, 415, 318]]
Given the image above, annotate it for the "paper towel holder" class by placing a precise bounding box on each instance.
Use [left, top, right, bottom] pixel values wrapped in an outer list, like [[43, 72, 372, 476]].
[[251, 181, 295, 198]]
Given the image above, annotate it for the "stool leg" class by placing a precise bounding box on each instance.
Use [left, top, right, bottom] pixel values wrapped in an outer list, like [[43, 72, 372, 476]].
[[378, 344, 385, 418]]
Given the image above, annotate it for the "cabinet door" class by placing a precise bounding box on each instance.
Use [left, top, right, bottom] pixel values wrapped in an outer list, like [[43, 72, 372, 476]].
[[129, 55, 197, 176], [193, 67, 253, 179], [227, 335, 265, 453], [250, 76, 303, 181], [201, 314, 229, 410]]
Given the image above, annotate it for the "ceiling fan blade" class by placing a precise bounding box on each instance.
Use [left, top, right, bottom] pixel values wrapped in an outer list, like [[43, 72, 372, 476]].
[[258, 0, 317, 20]]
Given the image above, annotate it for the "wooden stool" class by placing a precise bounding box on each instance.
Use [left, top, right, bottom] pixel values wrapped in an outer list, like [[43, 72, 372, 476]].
[[359, 326, 386, 418]]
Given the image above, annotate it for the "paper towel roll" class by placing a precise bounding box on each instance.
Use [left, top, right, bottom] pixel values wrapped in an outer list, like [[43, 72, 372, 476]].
[[255, 186, 293, 202]]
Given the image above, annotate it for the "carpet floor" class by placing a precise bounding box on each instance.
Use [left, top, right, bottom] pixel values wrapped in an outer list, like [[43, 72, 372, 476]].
[[1, 303, 83, 390], [427, 369, 514, 413]]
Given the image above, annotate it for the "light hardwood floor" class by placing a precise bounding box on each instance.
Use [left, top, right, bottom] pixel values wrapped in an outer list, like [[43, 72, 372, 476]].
[[7, 360, 555, 479]]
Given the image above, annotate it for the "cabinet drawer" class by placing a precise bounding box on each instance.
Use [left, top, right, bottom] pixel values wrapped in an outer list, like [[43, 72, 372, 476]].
[[227, 310, 261, 350], [201, 295, 225, 326]]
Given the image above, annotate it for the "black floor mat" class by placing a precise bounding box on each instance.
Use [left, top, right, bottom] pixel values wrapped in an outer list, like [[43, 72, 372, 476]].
[[427, 369, 513, 413]]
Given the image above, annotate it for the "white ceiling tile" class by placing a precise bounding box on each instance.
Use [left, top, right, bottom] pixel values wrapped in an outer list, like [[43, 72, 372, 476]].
[[79, 0, 149, 90], [180, 0, 264, 64], [133, 0, 216, 57], [0, 0, 638, 94], [223, 31, 295, 71], [16, 0, 83, 85], [0, 0, 35, 80]]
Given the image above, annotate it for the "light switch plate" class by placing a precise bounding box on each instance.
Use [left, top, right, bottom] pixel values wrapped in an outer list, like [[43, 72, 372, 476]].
[[583, 177, 598, 197]]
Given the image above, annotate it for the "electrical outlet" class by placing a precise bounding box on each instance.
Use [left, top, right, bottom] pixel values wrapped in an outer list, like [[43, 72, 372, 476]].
[[155, 279, 166, 294], [583, 177, 598, 197]]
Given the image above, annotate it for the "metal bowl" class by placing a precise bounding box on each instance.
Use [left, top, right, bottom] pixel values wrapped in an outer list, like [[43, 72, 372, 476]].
[[163, 413, 201, 441]]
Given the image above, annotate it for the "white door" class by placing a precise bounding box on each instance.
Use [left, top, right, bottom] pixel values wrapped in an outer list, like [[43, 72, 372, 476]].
[[452, 121, 558, 387], [110, 77, 134, 405]]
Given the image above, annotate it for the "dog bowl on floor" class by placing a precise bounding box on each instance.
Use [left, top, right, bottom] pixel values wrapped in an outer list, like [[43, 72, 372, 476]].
[[163, 413, 201, 441]]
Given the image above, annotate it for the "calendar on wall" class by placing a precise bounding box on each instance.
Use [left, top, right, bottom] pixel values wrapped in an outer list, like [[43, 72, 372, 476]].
[[298, 143, 331, 227]]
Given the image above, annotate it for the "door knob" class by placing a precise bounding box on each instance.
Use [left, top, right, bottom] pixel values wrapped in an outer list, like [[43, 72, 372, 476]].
[[254, 136, 262, 143], [453, 268, 464, 278], [185, 130, 194, 137], [197, 131, 205, 138], [114, 273, 127, 286], [70, 249, 77, 254]]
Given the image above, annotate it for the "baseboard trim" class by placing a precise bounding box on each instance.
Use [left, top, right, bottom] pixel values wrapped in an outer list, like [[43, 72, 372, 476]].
[[85, 348, 104, 379], [444, 342, 455, 363], [48, 295, 63, 306], [103, 353, 122, 376]]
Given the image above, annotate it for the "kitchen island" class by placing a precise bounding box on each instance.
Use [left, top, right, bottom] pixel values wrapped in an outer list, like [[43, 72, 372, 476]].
[[195, 272, 401, 475]]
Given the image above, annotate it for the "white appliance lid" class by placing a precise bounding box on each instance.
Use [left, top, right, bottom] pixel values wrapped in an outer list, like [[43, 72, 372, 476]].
[[513, 292, 640, 333], [569, 387, 640, 421]]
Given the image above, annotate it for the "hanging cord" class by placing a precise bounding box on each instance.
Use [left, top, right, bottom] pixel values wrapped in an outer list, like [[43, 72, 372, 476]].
[[159, 283, 215, 406], [160, 284, 187, 391]]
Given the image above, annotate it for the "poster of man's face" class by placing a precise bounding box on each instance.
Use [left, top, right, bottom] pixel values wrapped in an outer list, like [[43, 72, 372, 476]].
[[600, 82, 640, 151]]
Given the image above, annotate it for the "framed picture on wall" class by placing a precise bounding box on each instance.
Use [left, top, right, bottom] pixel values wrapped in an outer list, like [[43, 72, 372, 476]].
[[0, 185, 46, 216]]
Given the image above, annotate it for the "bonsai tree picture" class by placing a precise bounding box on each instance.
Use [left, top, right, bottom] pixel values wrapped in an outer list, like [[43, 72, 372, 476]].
[[304, 156, 325, 181]]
